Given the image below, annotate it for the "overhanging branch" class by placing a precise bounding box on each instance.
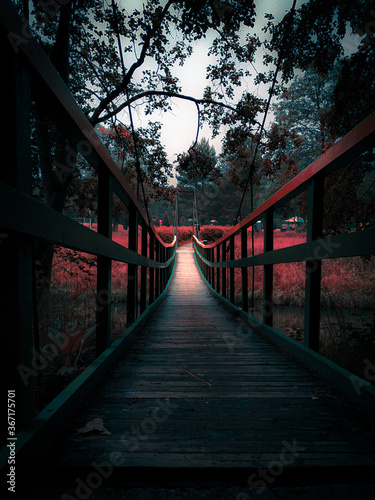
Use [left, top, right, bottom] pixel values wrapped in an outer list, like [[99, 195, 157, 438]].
[[89, 89, 257, 125]]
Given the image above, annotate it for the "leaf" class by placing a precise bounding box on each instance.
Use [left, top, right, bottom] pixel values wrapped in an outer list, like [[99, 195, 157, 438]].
[[76, 417, 111, 435]]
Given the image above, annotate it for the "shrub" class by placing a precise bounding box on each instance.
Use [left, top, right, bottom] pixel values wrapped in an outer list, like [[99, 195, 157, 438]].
[[156, 226, 193, 246], [155, 226, 174, 243], [177, 227, 193, 246], [199, 226, 226, 243]]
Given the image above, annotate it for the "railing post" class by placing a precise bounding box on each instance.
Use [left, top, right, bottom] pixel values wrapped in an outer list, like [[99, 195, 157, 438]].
[[215, 244, 221, 294], [304, 175, 324, 352], [263, 210, 274, 326], [149, 232, 155, 304], [127, 202, 138, 325], [203, 246, 208, 279], [241, 226, 248, 312], [140, 221, 148, 314], [221, 241, 227, 299], [211, 248, 215, 290], [96, 164, 113, 355], [161, 245, 166, 292], [1, 42, 34, 428], [229, 235, 235, 304], [155, 241, 160, 298]]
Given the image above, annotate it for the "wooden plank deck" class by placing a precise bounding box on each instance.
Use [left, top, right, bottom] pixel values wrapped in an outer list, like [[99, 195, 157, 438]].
[[38, 246, 375, 487]]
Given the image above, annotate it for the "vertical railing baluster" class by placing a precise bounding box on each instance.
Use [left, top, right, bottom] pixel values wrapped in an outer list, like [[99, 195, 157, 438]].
[[127, 202, 138, 325], [155, 242, 160, 299], [211, 247, 217, 290], [230, 235, 235, 304], [2, 43, 34, 428], [241, 226, 248, 312], [161, 245, 166, 292], [221, 241, 227, 299], [263, 210, 274, 326], [149, 232, 155, 304], [216, 245, 221, 294], [304, 176, 324, 352], [96, 164, 113, 355], [140, 221, 148, 314]]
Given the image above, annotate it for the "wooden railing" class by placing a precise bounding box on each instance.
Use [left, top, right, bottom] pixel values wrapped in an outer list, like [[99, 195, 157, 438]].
[[0, 0, 176, 456], [194, 112, 375, 364]]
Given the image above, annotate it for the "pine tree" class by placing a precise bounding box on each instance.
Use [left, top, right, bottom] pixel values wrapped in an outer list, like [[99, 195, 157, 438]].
[[162, 212, 171, 227]]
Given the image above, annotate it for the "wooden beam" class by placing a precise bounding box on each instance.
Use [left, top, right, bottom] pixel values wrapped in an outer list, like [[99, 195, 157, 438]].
[[0, 183, 174, 269], [200, 112, 375, 249], [263, 210, 273, 327], [127, 202, 138, 326], [241, 226, 248, 313], [304, 176, 324, 352], [221, 241, 227, 299], [96, 165, 113, 355], [194, 228, 375, 268], [1, 36, 34, 429], [140, 222, 148, 314]]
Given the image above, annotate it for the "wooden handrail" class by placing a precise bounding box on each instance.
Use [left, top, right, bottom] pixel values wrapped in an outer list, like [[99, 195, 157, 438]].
[[0, 0, 177, 440], [194, 111, 375, 359], [198, 112, 375, 249]]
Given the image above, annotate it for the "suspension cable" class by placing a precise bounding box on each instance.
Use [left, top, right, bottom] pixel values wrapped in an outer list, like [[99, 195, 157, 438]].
[[111, 0, 151, 226], [235, 0, 297, 224], [234, 0, 297, 314]]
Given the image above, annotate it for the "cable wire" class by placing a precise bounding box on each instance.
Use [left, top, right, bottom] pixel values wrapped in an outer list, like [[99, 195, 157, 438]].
[[111, 0, 151, 226], [235, 0, 297, 224]]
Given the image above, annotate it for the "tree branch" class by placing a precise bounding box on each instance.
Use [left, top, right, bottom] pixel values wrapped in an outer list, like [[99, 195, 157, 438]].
[[90, 0, 177, 124], [90, 89, 253, 125]]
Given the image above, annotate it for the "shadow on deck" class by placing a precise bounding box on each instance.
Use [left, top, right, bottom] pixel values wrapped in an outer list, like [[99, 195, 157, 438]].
[[29, 246, 375, 497]]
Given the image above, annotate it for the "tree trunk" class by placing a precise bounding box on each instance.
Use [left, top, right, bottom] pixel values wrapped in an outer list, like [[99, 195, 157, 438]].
[[33, 2, 74, 287]]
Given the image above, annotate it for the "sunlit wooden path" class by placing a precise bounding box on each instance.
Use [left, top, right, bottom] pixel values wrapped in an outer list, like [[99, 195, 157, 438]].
[[39, 246, 375, 486]]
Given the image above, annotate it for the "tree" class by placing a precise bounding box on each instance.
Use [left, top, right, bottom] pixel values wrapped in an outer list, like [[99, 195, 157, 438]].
[[258, 65, 339, 197], [263, 0, 375, 137], [175, 138, 220, 224], [162, 212, 171, 226]]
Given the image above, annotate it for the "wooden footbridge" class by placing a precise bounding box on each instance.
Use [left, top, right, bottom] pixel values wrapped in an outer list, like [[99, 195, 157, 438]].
[[1, 1, 375, 497]]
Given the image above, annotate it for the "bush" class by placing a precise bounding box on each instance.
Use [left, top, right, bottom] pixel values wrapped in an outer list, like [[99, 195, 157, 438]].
[[155, 226, 174, 243], [199, 226, 226, 243], [155, 226, 193, 246], [177, 227, 192, 246]]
